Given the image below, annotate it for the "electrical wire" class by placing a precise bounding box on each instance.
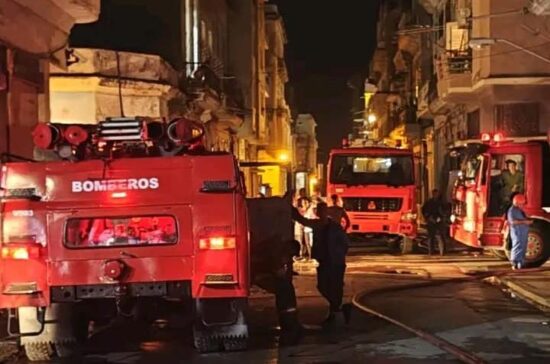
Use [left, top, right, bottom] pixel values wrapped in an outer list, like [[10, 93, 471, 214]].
[[115, 51, 125, 117], [469, 40, 550, 60]]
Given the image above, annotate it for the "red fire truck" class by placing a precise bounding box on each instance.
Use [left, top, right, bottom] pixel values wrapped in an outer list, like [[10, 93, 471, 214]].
[[0, 117, 249, 360], [450, 132, 550, 267], [326, 144, 417, 253]]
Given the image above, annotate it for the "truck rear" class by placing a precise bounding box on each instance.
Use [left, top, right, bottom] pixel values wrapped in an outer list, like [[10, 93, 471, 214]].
[[326, 146, 417, 253], [0, 118, 249, 360]]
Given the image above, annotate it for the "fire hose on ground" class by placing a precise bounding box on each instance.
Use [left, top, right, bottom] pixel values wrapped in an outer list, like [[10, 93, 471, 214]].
[[351, 265, 550, 364]]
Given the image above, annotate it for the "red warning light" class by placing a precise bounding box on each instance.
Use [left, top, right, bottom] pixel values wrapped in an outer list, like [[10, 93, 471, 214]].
[[493, 132, 504, 143]]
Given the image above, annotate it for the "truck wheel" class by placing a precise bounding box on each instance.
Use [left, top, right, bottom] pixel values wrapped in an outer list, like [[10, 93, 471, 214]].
[[490, 249, 509, 261], [523, 224, 550, 268], [193, 298, 248, 353], [23, 342, 54, 362], [19, 303, 79, 361], [400, 236, 414, 254]]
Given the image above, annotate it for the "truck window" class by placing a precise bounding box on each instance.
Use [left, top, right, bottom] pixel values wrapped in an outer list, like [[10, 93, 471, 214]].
[[65, 215, 178, 248], [330, 155, 414, 186], [488, 154, 525, 217]]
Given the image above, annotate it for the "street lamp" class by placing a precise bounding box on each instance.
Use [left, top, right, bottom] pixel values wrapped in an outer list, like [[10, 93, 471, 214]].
[[469, 37, 550, 64]]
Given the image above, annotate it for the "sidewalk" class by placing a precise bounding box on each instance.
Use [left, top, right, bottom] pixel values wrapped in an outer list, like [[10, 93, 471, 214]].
[[492, 268, 550, 311]]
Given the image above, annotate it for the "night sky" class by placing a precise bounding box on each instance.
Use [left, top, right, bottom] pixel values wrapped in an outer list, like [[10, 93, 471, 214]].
[[272, 0, 380, 163]]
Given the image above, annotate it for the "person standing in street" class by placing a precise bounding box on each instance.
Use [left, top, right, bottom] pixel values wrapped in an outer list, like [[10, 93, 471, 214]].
[[292, 202, 351, 325], [327, 194, 351, 231], [421, 189, 448, 256], [507, 193, 532, 270]]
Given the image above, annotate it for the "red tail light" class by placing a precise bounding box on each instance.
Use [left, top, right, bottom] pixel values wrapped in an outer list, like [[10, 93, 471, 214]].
[[199, 236, 236, 250], [1, 245, 40, 260], [480, 132, 491, 142]]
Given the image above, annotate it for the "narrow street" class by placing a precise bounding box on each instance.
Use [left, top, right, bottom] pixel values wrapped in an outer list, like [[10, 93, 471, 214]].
[[5, 243, 549, 364]]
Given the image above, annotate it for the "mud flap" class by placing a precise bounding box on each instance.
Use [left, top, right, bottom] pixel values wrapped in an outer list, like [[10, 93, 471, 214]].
[[193, 298, 248, 353], [19, 303, 76, 349]]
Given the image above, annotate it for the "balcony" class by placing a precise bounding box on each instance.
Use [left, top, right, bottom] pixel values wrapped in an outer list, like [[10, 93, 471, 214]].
[[436, 50, 474, 103]]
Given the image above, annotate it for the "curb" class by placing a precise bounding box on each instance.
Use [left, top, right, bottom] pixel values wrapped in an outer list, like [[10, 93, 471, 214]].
[[490, 275, 550, 312]]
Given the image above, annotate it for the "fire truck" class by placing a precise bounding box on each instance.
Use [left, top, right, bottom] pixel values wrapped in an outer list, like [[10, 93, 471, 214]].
[[0, 117, 249, 360], [326, 142, 417, 253], [450, 132, 550, 267]]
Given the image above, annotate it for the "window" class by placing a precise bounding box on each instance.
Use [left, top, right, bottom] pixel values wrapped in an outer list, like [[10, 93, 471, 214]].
[[65, 215, 177, 248], [330, 155, 414, 186], [488, 154, 525, 216]]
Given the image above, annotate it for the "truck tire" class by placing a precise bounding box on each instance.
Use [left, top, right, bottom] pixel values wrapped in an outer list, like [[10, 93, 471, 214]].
[[193, 298, 248, 353], [523, 224, 550, 268], [23, 342, 54, 362], [400, 236, 414, 254]]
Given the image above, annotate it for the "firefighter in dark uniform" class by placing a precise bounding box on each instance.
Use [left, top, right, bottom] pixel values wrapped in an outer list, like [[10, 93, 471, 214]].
[[422, 189, 448, 255], [252, 235, 303, 345]]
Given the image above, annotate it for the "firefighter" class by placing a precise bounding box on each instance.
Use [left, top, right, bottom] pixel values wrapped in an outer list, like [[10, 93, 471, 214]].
[[252, 236, 303, 345], [421, 189, 447, 256], [500, 159, 524, 211], [507, 193, 532, 270], [292, 202, 351, 326]]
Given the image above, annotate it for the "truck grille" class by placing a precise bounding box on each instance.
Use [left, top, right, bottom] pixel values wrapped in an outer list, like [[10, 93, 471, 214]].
[[343, 197, 402, 212]]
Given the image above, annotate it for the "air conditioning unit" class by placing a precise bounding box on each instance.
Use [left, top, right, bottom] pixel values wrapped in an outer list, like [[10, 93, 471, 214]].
[[529, 0, 550, 15]]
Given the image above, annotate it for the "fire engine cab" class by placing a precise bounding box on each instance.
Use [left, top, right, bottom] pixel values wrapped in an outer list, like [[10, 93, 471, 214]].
[[450, 132, 550, 267], [327, 141, 417, 253], [0, 117, 249, 360]]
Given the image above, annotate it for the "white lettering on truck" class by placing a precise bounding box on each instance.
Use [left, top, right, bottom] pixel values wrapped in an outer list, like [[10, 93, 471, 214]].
[[71, 178, 159, 193]]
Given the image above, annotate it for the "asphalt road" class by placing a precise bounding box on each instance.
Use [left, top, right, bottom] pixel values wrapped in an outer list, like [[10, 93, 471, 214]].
[[4, 245, 550, 363]]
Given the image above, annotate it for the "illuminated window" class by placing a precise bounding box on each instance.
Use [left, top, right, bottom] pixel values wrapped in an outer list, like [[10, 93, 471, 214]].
[[65, 215, 177, 248]]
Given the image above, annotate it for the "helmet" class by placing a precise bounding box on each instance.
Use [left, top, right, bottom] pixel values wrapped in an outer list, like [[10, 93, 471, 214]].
[[512, 194, 526, 206]]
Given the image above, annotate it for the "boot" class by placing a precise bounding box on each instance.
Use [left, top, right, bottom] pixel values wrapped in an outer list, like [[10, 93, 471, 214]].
[[278, 310, 303, 346], [342, 303, 352, 325]]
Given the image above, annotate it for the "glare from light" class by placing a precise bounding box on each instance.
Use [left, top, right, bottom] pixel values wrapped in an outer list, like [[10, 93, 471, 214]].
[[367, 114, 377, 123], [310, 177, 318, 186], [277, 151, 290, 163]]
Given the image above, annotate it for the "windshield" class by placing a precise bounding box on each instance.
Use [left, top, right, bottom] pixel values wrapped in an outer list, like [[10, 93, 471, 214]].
[[329, 155, 414, 186], [65, 215, 177, 248]]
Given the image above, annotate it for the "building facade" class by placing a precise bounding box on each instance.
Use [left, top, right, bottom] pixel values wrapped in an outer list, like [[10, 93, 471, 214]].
[[367, 0, 550, 205], [293, 114, 318, 195], [0, 0, 101, 159], [256, 4, 293, 196]]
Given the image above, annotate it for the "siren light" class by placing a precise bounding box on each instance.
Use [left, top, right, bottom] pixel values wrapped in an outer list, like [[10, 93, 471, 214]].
[[480, 132, 491, 142], [493, 132, 504, 143], [480, 132, 505, 144], [32, 123, 62, 149], [64, 125, 89, 146], [167, 118, 205, 144]]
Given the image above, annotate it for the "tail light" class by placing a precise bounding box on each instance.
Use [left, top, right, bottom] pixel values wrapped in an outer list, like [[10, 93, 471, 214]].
[[481, 132, 491, 142], [400, 212, 417, 222], [1, 244, 40, 260], [199, 236, 236, 250]]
